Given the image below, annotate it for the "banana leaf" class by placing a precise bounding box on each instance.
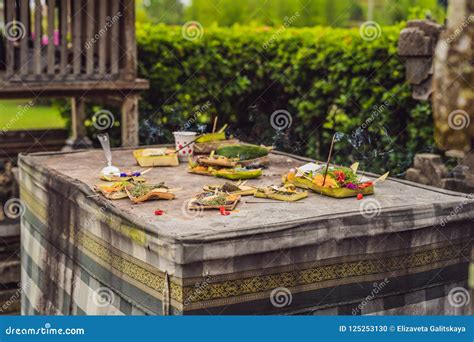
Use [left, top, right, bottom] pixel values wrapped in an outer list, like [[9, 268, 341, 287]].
[[195, 131, 226, 143], [216, 144, 269, 161], [214, 169, 262, 180], [254, 189, 308, 201], [282, 175, 374, 198]]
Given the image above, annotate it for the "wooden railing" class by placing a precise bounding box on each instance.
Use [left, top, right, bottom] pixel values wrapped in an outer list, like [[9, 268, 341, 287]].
[[3, 0, 136, 83]]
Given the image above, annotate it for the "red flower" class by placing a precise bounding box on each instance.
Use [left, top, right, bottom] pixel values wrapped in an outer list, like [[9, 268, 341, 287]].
[[220, 206, 230, 216], [359, 182, 373, 189], [333, 170, 346, 183]]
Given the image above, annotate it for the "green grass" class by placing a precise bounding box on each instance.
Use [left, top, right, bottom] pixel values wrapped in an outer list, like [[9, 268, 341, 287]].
[[0, 99, 67, 131]]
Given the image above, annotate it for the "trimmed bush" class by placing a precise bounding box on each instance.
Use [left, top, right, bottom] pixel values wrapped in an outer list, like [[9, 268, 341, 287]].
[[136, 23, 435, 176]]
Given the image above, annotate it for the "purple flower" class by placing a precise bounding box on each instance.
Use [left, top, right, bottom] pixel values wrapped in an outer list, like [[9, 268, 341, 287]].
[[345, 183, 357, 189]]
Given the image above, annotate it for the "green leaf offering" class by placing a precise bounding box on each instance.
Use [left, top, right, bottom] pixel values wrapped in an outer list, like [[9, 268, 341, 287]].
[[216, 144, 269, 161]]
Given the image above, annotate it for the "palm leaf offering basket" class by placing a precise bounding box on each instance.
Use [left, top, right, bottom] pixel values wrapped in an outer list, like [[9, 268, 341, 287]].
[[282, 174, 374, 198], [282, 162, 388, 199]]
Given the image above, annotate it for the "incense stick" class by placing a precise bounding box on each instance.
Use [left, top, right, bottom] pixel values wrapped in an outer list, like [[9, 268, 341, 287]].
[[212, 117, 218, 133], [322, 134, 337, 186], [168, 136, 202, 155]]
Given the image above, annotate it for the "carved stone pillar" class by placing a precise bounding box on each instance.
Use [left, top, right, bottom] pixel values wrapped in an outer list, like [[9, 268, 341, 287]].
[[433, 1, 474, 188], [398, 20, 443, 100]]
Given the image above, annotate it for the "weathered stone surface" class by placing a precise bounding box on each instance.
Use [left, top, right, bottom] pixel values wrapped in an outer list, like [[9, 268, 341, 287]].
[[398, 28, 434, 56], [464, 152, 474, 188], [398, 19, 443, 100], [407, 153, 448, 188], [412, 77, 433, 101], [406, 20, 443, 41], [433, 1, 474, 152], [19, 148, 474, 315], [413, 153, 443, 167], [441, 178, 473, 193], [406, 168, 430, 185], [445, 149, 466, 160], [0, 260, 20, 285], [405, 58, 433, 85]]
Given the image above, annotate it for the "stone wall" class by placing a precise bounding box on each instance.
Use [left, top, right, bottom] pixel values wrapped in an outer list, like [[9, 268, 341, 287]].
[[399, 0, 473, 194], [433, 0, 474, 152], [0, 162, 21, 315]]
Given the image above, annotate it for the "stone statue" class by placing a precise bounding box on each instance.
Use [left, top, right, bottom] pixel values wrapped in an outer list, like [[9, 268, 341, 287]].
[[398, 0, 473, 192], [433, 0, 473, 189], [433, 0, 473, 152]]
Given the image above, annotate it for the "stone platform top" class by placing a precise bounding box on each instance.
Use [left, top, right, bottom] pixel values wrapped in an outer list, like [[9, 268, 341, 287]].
[[18, 147, 474, 315], [19, 148, 474, 245]]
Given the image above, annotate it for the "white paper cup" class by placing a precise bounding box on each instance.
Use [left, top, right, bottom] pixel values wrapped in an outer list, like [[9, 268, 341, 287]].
[[173, 131, 197, 162]]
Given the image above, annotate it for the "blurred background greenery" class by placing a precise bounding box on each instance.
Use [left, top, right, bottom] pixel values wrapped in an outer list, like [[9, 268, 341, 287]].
[[2, 0, 449, 177], [136, 0, 446, 26]]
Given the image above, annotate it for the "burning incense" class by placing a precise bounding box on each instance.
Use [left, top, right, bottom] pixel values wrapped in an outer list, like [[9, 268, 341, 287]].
[[212, 116, 218, 133], [169, 135, 201, 155], [322, 133, 337, 186]]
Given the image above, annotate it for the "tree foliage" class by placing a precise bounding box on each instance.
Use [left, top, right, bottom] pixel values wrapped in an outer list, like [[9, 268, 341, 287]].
[[135, 24, 436, 176]]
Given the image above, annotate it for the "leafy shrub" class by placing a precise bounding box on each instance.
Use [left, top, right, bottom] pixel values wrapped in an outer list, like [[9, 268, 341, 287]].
[[135, 23, 434, 176]]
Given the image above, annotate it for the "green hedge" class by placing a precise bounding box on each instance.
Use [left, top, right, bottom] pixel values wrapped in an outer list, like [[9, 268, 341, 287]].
[[136, 23, 435, 176]]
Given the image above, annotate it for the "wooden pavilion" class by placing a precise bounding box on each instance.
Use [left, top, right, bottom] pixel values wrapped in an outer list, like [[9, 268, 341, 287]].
[[0, 0, 148, 146]]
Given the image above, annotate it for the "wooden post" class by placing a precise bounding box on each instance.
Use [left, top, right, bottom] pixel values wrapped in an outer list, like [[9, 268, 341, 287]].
[[98, 0, 107, 76], [59, 0, 69, 76], [71, 97, 87, 140], [47, 0, 55, 75], [72, 0, 82, 75], [110, 0, 120, 76], [5, 0, 14, 79], [19, 0, 30, 76], [122, 0, 137, 81], [85, 0, 95, 75], [121, 95, 139, 147], [34, 0, 42, 76]]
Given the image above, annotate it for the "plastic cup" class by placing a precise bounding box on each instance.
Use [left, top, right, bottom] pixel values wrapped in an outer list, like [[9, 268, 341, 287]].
[[173, 131, 197, 162]]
